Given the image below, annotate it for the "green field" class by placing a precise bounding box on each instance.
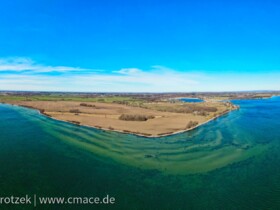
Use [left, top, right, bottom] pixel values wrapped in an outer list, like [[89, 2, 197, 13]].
[[0, 94, 144, 104]]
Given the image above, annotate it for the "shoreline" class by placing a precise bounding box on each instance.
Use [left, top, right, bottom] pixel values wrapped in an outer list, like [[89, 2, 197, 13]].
[[1, 102, 238, 138]]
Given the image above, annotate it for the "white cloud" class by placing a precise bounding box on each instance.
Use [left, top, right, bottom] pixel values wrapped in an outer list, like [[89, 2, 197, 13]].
[[1, 69, 279, 92], [0, 57, 89, 73], [2, 58, 278, 92], [115, 68, 142, 75], [0, 62, 202, 92]]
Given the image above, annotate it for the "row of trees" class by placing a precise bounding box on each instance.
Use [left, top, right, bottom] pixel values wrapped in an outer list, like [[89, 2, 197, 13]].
[[80, 103, 96, 107], [119, 114, 155, 121]]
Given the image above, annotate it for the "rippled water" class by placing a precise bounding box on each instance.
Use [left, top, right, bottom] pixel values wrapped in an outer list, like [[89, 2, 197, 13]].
[[1, 97, 280, 209]]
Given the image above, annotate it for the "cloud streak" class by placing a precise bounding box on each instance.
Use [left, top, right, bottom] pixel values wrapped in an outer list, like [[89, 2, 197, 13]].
[[0, 57, 90, 73], [0, 58, 202, 92], [1, 57, 279, 92]]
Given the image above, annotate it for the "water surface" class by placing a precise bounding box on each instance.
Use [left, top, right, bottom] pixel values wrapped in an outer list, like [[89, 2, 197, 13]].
[[1, 97, 280, 209], [180, 98, 204, 103]]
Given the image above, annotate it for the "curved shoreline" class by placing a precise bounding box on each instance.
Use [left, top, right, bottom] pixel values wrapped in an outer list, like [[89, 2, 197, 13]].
[[1, 102, 238, 138]]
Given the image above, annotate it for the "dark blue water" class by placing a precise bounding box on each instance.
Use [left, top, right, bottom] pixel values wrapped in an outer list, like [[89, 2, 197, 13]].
[[1, 97, 280, 209]]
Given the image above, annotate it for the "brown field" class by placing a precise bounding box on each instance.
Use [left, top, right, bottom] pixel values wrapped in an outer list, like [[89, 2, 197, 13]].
[[5, 100, 238, 137]]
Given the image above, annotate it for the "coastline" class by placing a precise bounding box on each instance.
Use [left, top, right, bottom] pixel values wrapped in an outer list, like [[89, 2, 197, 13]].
[[1, 102, 238, 138]]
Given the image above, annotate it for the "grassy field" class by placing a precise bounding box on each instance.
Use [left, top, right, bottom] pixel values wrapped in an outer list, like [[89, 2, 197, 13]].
[[0, 94, 144, 104]]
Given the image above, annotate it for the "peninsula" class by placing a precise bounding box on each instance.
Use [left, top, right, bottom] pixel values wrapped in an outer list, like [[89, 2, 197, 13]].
[[2, 91, 271, 137]]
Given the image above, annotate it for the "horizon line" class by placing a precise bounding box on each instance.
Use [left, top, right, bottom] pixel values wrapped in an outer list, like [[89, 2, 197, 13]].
[[1, 90, 280, 94]]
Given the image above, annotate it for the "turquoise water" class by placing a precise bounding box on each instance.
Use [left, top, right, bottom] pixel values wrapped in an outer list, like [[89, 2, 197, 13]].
[[180, 98, 204, 103], [1, 97, 280, 209]]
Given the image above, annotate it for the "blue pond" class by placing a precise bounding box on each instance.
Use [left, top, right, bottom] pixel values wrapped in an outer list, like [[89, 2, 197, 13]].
[[180, 98, 204, 103]]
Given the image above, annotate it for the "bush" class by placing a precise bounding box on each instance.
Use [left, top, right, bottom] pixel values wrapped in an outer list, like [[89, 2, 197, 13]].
[[119, 114, 155, 121], [113, 101, 129, 105], [80, 103, 96, 107], [69, 109, 81, 113], [202, 107, 217, 112], [186, 121, 199, 129], [198, 111, 207, 116]]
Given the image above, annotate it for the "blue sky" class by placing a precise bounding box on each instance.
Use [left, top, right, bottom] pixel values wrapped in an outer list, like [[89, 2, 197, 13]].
[[0, 0, 279, 92]]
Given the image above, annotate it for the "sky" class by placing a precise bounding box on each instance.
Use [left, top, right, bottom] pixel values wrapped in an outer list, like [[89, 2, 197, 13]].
[[0, 0, 279, 92]]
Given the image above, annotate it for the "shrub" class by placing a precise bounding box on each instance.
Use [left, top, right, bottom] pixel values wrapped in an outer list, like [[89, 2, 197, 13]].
[[119, 114, 155, 121], [202, 107, 217, 112], [80, 103, 96, 107], [186, 121, 199, 129], [69, 109, 81, 113], [198, 111, 207, 116]]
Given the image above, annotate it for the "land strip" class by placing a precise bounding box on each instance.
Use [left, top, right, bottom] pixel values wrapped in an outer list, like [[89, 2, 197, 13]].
[[0, 92, 242, 137]]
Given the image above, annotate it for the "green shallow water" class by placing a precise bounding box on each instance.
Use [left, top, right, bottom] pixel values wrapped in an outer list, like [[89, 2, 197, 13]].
[[1, 97, 280, 209]]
